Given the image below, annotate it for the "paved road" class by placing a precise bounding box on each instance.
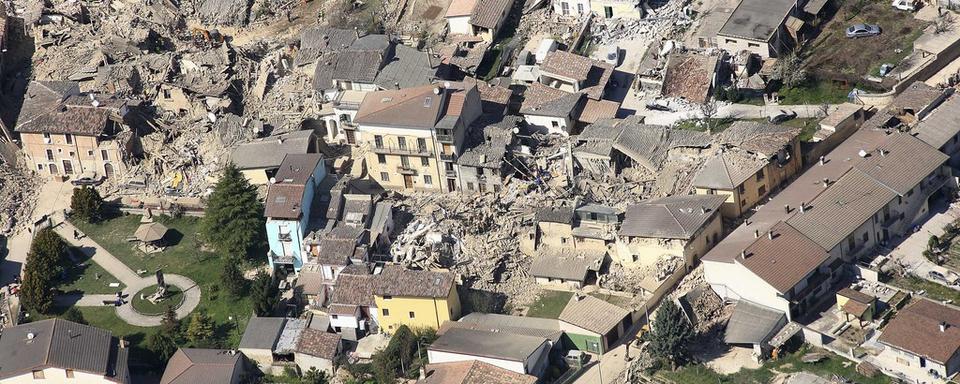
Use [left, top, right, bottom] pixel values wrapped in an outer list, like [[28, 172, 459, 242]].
[[572, 343, 634, 384], [1, 181, 73, 287]]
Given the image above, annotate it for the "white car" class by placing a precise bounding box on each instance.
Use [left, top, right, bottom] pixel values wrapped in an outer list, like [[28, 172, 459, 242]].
[[892, 0, 916, 11], [604, 46, 620, 67]]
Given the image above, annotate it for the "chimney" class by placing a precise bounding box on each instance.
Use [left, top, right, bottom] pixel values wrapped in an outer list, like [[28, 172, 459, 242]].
[[700, 206, 707, 214], [754, 229, 760, 238], [822, 178, 830, 188], [819, 156, 825, 165], [767, 231, 774, 240], [941, 322, 948, 332], [784, 204, 790, 214], [740, 251, 747, 259], [880, 149, 886, 157]]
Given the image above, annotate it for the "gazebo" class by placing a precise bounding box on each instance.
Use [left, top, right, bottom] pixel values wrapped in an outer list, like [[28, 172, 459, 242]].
[[134, 222, 168, 245]]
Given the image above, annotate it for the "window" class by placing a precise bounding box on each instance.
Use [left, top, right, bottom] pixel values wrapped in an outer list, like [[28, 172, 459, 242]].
[[374, 135, 384, 148], [477, 167, 484, 176], [409, 311, 416, 318], [561, 1, 569, 15], [707, 189, 716, 195], [740, 199, 747, 207], [737, 185, 745, 194], [424, 175, 433, 185], [383, 295, 392, 300], [46, 149, 54, 161], [756, 169, 765, 181], [87, 150, 94, 157], [65, 369, 74, 378], [604, 6, 613, 17], [377, 154, 386, 164], [32, 370, 44, 379], [43, 132, 51, 141], [398, 137, 407, 149], [101, 150, 109, 161], [561, 237, 568, 244], [758, 185, 767, 196], [862, 232, 869, 242], [747, 42, 760, 48], [401, 156, 410, 167], [331, 315, 339, 319], [421, 157, 429, 166], [37, 164, 43, 171], [380, 172, 390, 181], [64, 134, 73, 144], [382, 308, 390, 316], [725, 39, 737, 44], [467, 182, 474, 190], [577, 3, 584, 13], [68, 151, 75, 158], [551, 121, 559, 128], [417, 138, 427, 152]]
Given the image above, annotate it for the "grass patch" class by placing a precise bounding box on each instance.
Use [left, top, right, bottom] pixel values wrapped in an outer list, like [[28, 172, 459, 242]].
[[886, 274, 960, 304], [658, 346, 890, 384], [58, 248, 125, 294], [674, 118, 736, 133], [526, 290, 573, 319], [132, 285, 184, 316], [71, 214, 253, 350], [778, 118, 821, 142], [779, 80, 849, 105]]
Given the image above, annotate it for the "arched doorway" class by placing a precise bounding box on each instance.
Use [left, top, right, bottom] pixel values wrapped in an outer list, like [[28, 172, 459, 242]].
[[104, 163, 115, 178]]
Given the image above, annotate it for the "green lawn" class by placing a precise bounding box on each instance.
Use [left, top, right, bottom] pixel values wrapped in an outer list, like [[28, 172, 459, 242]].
[[526, 290, 573, 319], [778, 80, 850, 105], [132, 285, 184, 316], [58, 248, 125, 294], [674, 118, 737, 133], [589, 291, 632, 308], [674, 117, 820, 141], [887, 274, 960, 304], [658, 346, 890, 384], [71, 214, 254, 349]]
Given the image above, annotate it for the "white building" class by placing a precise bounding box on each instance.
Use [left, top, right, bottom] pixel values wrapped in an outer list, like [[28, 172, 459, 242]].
[[427, 328, 551, 378], [0, 319, 130, 384]]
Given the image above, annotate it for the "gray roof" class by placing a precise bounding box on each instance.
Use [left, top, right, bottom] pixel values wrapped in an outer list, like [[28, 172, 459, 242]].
[[519, 83, 583, 117], [332, 51, 384, 83], [239, 317, 287, 350], [0, 319, 125, 381], [724, 300, 786, 344], [559, 295, 630, 334], [274, 319, 308, 355], [454, 313, 563, 340], [457, 116, 519, 168], [274, 154, 323, 185], [535, 206, 573, 224], [296, 27, 358, 67], [374, 44, 441, 90], [612, 123, 711, 172], [915, 95, 960, 150], [160, 349, 242, 384], [350, 34, 392, 52], [737, 221, 830, 293], [692, 150, 768, 190], [529, 249, 603, 281], [313, 53, 339, 91], [620, 195, 725, 239], [577, 119, 623, 142], [230, 130, 316, 170], [718, 0, 796, 41], [429, 328, 548, 362]]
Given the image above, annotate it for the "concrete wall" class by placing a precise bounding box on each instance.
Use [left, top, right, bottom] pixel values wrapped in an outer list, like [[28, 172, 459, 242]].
[[590, 0, 642, 18], [704, 259, 792, 318], [427, 350, 528, 375], [240, 348, 274, 373], [537, 221, 574, 249], [524, 114, 572, 135], [716, 35, 774, 58], [295, 353, 336, 376], [22, 132, 128, 179]]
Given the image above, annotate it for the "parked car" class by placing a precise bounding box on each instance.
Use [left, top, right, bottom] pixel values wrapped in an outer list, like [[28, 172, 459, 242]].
[[768, 110, 798, 124], [645, 101, 672, 112], [891, 0, 916, 11], [604, 45, 620, 67], [846, 24, 881, 38], [929, 270, 946, 281], [71, 172, 104, 186]]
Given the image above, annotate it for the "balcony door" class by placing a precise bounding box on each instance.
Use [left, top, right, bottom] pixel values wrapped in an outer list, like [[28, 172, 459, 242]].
[[403, 175, 414, 189]]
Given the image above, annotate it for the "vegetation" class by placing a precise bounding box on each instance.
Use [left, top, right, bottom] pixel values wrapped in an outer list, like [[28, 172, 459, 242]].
[[201, 164, 265, 259], [58, 248, 125, 294], [21, 229, 68, 314], [221, 255, 247, 297], [302, 368, 331, 384], [526, 290, 573, 319], [186, 311, 216, 347], [146, 332, 178, 363], [368, 326, 436, 383], [132, 285, 184, 316], [70, 186, 104, 223], [250, 270, 278, 316], [647, 300, 694, 369], [778, 79, 849, 105], [60, 307, 87, 325]]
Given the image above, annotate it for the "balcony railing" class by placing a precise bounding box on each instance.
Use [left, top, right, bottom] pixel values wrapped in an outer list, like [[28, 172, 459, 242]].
[[372, 145, 431, 156], [436, 134, 454, 143], [445, 169, 457, 177], [439, 153, 456, 162], [268, 251, 295, 265], [397, 165, 417, 175]]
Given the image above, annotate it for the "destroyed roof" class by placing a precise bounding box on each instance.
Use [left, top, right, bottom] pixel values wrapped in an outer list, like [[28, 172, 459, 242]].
[[724, 300, 786, 344], [296, 329, 340, 360], [889, 81, 944, 113], [718, 121, 800, 156], [471, 0, 514, 29], [423, 361, 538, 384], [230, 130, 317, 170], [160, 348, 242, 384], [662, 54, 717, 104], [519, 83, 584, 117], [239, 317, 286, 350], [914, 95, 960, 149], [535, 206, 574, 224], [313, 53, 340, 91], [197, 0, 251, 26], [429, 328, 548, 362], [620, 195, 725, 239], [558, 295, 630, 334], [879, 299, 960, 364], [264, 184, 306, 220], [374, 44, 442, 90], [737, 222, 830, 293], [577, 119, 624, 142], [316, 238, 356, 265], [612, 124, 711, 172], [0, 319, 126, 381], [332, 51, 384, 83], [577, 99, 620, 124], [540, 50, 594, 82], [296, 27, 359, 67], [529, 249, 603, 282], [692, 150, 768, 190], [274, 154, 324, 185], [446, 0, 479, 17], [330, 274, 376, 307], [375, 265, 455, 298], [457, 116, 520, 168], [718, 0, 797, 41]]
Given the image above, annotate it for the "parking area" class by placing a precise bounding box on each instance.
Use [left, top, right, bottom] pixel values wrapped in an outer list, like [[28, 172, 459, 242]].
[[888, 199, 960, 289]]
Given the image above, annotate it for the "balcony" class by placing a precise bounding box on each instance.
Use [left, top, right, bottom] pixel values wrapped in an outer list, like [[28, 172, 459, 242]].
[[445, 169, 457, 177], [397, 165, 417, 175], [920, 174, 950, 194], [436, 134, 454, 143], [268, 251, 295, 265], [439, 153, 457, 162], [372, 145, 431, 156]]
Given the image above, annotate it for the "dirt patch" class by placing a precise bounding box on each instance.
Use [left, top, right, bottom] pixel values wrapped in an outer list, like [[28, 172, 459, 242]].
[[422, 5, 443, 20]]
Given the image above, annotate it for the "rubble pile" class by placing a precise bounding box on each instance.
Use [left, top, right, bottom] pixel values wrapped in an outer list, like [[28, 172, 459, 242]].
[[591, 0, 693, 45], [599, 255, 682, 294], [0, 163, 40, 234]]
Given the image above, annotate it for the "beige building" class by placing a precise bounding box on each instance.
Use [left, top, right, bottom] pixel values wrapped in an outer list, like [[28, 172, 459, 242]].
[[616, 195, 725, 269], [355, 83, 482, 192], [0, 319, 130, 384], [692, 121, 802, 218], [229, 130, 324, 185], [16, 81, 138, 180]]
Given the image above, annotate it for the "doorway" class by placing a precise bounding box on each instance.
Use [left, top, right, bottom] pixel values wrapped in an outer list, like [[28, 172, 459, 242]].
[[104, 163, 115, 178], [62, 160, 74, 175], [403, 175, 413, 189]]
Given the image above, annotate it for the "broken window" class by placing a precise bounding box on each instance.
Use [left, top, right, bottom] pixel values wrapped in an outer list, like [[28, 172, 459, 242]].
[[577, 3, 584, 13], [87, 150, 94, 157]]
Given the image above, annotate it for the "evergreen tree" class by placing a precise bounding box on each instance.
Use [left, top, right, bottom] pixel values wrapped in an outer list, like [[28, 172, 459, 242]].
[[146, 332, 178, 363], [201, 164, 265, 258], [20, 229, 67, 314], [221, 256, 247, 296], [647, 300, 694, 369], [60, 307, 87, 325], [161, 305, 180, 336], [70, 186, 104, 223], [301, 367, 330, 384], [186, 311, 215, 346], [250, 270, 278, 317]]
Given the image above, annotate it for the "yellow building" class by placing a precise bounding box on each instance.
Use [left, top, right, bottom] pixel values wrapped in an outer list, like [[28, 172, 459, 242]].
[[616, 195, 726, 269], [373, 265, 461, 332], [836, 287, 877, 328], [355, 83, 482, 193], [692, 121, 802, 218]]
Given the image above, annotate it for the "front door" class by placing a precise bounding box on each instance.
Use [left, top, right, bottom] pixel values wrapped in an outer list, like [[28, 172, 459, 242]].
[[104, 163, 115, 178], [403, 175, 413, 189], [62, 160, 74, 175]]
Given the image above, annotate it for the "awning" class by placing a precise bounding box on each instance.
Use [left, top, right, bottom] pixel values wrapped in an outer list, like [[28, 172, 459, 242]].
[[724, 300, 786, 345]]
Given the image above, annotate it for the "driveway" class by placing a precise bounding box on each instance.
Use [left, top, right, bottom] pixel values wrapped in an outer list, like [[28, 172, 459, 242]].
[[888, 198, 960, 289]]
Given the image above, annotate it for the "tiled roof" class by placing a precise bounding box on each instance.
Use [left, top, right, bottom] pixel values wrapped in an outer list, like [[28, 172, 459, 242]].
[[316, 238, 355, 265], [662, 53, 717, 104], [535, 206, 573, 224], [355, 84, 446, 128], [540, 50, 593, 81], [736, 222, 830, 294], [330, 274, 376, 307], [446, 0, 478, 17], [692, 150, 767, 190], [375, 265, 455, 298], [296, 27, 358, 67], [422, 360, 538, 384], [558, 295, 630, 334], [519, 83, 583, 117], [889, 81, 944, 113], [577, 99, 620, 124], [332, 51, 383, 83], [619, 195, 725, 239], [853, 133, 947, 195], [264, 183, 306, 219], [0, 319, 124, 381], [914, 95, 960, 149], [160, 348, 242, 384], [718, 121, 800, 157], [611, 123, 711, 172], [470, 0, 514, 29], [838, 287, 875, 304], [374, 44, 441, 90], [879, 299, 960, 364], [230, 130, 317, 170], [274, 154, 323, 185], [529, 248, 603, 281], [16, 105, 113, 135], [296, 329, 341, 360]]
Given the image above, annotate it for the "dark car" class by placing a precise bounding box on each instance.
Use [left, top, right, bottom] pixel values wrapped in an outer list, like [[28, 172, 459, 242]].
[[768, 110, 797, 124], [645, 101, 673, 112], [846, 24, 881, 38]]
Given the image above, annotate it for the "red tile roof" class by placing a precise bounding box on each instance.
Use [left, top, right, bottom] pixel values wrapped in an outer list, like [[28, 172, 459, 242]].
[[879, 299, 960, 364]]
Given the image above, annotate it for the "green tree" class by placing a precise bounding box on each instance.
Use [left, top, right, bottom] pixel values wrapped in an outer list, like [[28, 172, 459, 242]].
[[371, 325, 423, 382], [70, 186, 104, 223], [60, 307, 87, 325], [250, 270, 277, 317], [161, 305, 180, 336], [301, 367, 330, 384], [202, 164, 264, 258], [20, 229, 68, 314], [186, 311, 215, 346], [929, 235, 941, 253], [647, 300, 694, 369], [146, 332, 178, 363], [221, 256, 247, 296]]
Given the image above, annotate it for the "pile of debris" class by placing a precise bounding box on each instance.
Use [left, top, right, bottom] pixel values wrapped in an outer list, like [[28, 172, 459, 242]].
[[0, 162, 40, 235], [591, 0, 694, 45]]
